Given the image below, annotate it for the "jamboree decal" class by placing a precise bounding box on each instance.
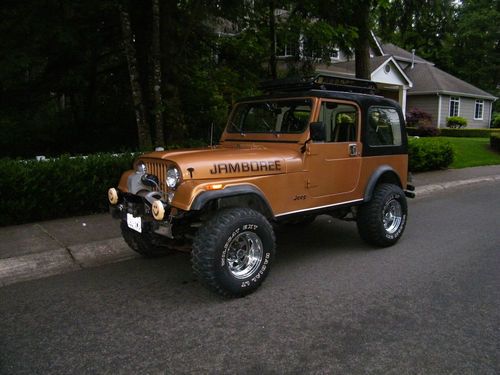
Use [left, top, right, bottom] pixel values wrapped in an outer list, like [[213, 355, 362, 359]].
[[209, 160, 281, 174]]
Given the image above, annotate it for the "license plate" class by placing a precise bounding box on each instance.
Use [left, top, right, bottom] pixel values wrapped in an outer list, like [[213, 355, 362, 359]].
[[127, 213, 142, 233]]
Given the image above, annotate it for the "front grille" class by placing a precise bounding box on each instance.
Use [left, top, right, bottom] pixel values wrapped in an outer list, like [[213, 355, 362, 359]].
[[143, 160, 168, 191]]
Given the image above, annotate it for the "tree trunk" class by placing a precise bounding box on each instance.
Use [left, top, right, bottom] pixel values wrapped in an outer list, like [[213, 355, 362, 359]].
[[118, 3, 152, 150], [354, 1, 371, 80], [269, 0, 277, 80], [151, 0, 165, 147]]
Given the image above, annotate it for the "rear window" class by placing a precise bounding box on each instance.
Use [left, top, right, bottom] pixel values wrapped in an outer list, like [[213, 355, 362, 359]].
[[366, 107, 402, 146]]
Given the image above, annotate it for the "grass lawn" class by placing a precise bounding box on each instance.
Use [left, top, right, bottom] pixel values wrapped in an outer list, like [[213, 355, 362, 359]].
[[441, 137, 500, 168]]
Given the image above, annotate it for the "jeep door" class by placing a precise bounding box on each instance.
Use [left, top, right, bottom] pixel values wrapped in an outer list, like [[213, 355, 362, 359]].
[[305, 99, 362, 202]]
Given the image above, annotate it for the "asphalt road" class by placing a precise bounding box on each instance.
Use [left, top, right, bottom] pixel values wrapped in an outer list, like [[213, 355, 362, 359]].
[[1, 182, 499, 374]]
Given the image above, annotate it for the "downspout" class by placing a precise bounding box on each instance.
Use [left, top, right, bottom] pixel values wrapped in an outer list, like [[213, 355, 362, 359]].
[[437, 93, 442, 128]]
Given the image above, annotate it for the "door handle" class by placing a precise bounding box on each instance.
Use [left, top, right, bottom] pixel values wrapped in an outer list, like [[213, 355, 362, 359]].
[[349, 144, 357, 157]]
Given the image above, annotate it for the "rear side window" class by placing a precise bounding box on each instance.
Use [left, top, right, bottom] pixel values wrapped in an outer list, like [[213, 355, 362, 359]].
[[366, 107, 402, 146]]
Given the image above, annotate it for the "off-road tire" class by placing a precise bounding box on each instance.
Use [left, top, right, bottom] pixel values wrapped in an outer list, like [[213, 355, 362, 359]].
[[357, 183, 407, 247], [120, 221, 172, 257], [192, 208, 276, 298]]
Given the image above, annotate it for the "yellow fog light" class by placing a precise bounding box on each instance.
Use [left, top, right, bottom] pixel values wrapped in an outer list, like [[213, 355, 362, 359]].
[[108, 188, 119, 205], [152, 200, 165, 221]]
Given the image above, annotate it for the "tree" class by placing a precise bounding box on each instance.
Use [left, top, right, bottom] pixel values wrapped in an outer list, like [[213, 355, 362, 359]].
[[119, 2, 152, 149]]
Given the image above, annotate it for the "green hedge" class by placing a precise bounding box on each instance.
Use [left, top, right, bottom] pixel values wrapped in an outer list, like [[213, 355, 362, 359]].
[[408, 137, 455, 172], [0, 153, 136, 226], [439, 128, 500, 137], [491, 133, 500, 152], [446, 116, 467, 128]]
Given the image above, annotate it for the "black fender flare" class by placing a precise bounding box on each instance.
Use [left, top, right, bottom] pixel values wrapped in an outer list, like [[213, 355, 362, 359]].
[[363, 165, 403, 202], [190, 185, 274, 217]]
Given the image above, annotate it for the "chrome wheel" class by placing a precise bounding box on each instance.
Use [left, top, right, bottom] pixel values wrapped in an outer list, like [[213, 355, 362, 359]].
[[226, 231, 263, 279], [383, 199, 402, 234]]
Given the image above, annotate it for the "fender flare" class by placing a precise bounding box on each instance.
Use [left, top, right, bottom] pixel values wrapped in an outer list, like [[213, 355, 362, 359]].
[[190, 185, 274, 217], [363, 165, 403, 202]]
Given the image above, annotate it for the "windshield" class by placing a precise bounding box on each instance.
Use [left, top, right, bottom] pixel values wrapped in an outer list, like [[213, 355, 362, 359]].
[[227, 99, 312, 134]]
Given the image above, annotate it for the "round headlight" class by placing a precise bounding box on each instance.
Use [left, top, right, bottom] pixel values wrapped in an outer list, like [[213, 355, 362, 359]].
[[166, 167, 180, 189], [136, 161, 147, 174]]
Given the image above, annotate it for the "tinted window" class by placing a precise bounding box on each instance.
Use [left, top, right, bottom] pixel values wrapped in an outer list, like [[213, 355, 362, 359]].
[[366, 107, 402, 146]]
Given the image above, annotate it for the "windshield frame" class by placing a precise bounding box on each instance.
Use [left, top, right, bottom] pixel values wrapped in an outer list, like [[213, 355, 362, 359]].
[[226, 98, 314, 135]]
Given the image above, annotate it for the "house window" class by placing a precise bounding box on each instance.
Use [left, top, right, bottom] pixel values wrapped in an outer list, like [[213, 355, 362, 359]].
[[449, 97, 460, 117], [474, 100, 484, 120]]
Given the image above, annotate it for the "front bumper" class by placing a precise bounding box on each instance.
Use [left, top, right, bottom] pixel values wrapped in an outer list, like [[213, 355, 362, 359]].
[[109, 189, 175, 238]]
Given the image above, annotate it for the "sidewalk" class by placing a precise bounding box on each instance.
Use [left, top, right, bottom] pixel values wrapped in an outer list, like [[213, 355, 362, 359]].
[[1, 165, 500, 287]]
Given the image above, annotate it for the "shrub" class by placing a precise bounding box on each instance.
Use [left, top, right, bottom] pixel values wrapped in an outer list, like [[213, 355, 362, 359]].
[[405, 109, 439, 137], [446, 116, 467, 128], [439, 128, 500, 137], [491, 133, 500, 152], [408, 137, 455, 172], [492, 113, 500, 128], [406, 108, 433, 128], [0, 153, 137, 226], [416, 124, 440, 137]]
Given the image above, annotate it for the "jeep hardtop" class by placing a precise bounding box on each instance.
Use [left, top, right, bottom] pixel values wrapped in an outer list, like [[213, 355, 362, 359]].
[[108, 75, 415, 297]]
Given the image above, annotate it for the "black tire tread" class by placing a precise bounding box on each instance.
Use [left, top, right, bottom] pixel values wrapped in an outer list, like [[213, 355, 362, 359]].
[[357, 183, 407, 247], [120, 222, 172, 257], [192, 208, 275, 298]]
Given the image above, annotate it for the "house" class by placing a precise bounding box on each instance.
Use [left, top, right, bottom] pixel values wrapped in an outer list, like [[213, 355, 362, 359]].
[[316, 34, 497, 128]]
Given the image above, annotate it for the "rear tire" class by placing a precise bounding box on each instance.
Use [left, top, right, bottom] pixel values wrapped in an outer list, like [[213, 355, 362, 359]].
[[192, 208, 275, 298], [357, 183, 407, 247]]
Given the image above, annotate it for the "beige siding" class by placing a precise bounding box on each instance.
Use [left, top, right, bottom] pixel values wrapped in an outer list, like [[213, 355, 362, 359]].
[[441, 96, 492, 128], [406, 96, 439, 126]]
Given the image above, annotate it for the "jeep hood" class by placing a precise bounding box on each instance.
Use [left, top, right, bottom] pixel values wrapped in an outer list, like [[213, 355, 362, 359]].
[[140, 145, 303, 180]]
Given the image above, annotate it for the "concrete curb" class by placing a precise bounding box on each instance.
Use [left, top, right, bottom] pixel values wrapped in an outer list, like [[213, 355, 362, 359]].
[[1, 174, 500, 287], [0, 238, 138, 287], [415, 175, 500, 197]]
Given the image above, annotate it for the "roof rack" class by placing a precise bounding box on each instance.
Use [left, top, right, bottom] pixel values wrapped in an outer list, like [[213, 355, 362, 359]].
[[259, 74, 378, 95]]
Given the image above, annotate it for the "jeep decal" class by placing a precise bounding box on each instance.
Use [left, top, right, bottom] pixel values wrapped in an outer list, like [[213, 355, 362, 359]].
[[209, 160, 281, 174]]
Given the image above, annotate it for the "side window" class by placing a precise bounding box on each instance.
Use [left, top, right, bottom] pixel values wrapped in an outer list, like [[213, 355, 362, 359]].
[[366, 107, 402, 146], [318, 101, 358, 142]]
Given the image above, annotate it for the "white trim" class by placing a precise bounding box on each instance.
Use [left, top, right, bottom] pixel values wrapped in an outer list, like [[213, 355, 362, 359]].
[[371, 56, 413, 88], [275, 198, 364, 217], [437, 94, 442, 128], [408, 90, 496, 101], [399, 87, 407, 117], [474, 99, 484, 120], [371, 31, 384, 55], [449, 96, 460, 117]]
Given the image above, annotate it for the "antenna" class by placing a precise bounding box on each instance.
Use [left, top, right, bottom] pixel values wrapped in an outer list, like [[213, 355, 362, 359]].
[[210, 122, 214, 148]]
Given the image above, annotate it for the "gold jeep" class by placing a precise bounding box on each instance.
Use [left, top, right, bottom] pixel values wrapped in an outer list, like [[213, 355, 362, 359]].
[[108, 75, 415, 297]]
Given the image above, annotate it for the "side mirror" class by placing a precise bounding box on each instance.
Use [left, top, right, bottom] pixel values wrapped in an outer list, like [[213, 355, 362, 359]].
[[309, 122, 326, 142]]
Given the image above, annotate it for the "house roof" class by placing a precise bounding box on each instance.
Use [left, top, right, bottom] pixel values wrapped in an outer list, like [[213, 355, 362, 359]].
[[380, 43, 432, 65], [317, 56, 392, 75], [371, 33, 432, 65], [406, 63, 497, 100], [316, 56, 412, 87]]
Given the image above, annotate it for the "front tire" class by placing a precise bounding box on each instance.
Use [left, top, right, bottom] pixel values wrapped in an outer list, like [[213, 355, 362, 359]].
[[357, 183, 408, 247], [120, 222, 172, 257], [192, 208, 276, 298]]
